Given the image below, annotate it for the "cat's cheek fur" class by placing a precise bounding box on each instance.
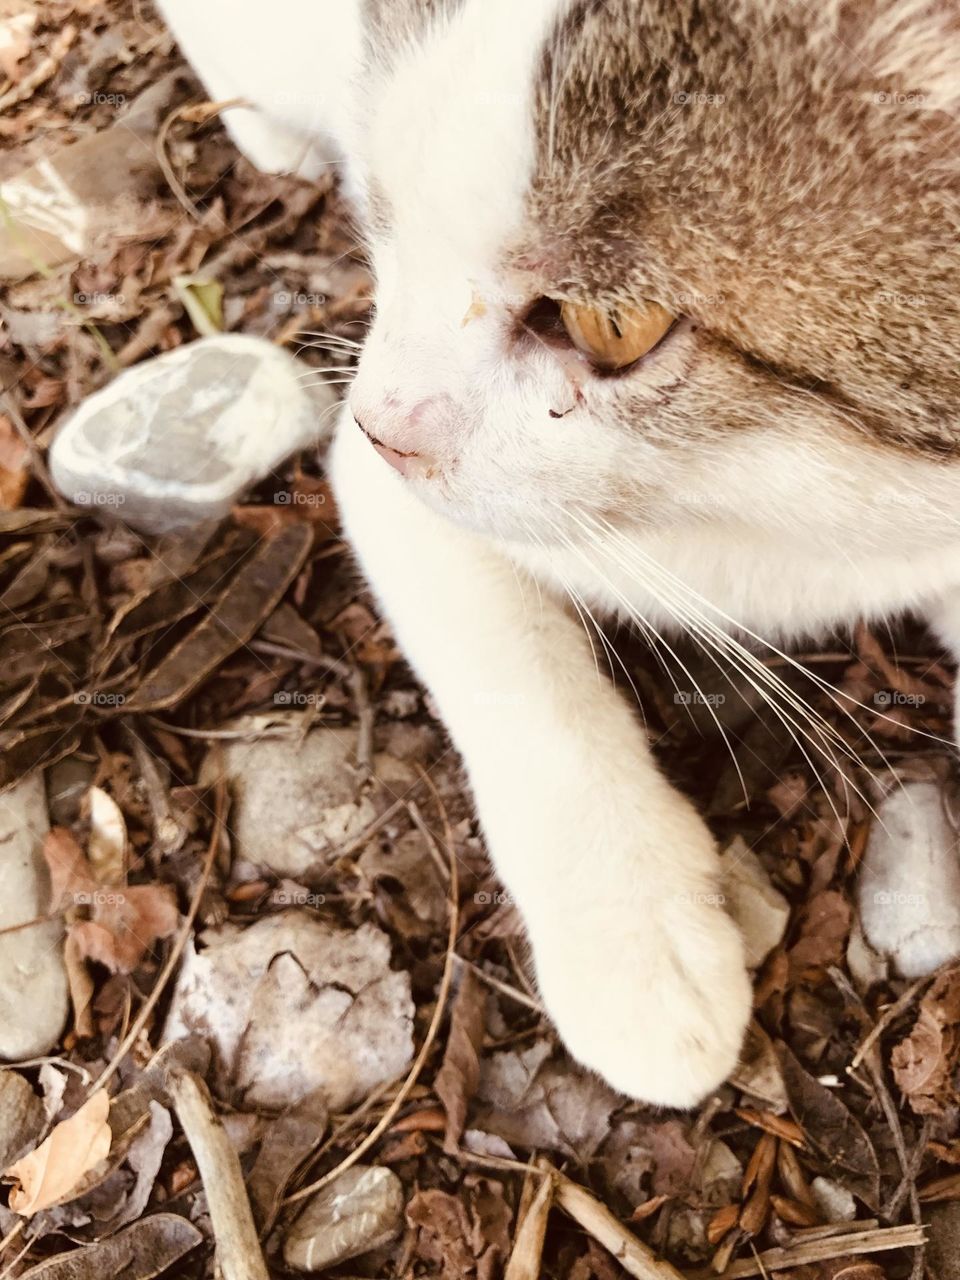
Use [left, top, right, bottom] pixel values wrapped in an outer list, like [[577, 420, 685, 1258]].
[[329, 409, 752, 1106]]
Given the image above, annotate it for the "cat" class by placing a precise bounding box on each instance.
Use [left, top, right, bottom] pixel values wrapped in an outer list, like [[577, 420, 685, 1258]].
[[157, 0, 960, 1106]]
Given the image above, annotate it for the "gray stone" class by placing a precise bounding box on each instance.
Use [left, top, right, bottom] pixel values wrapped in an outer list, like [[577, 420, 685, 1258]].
[[50, 335, 335, 534], [0, 774, 69, 1059], [163, 911, 414, 1112], [858, 782, 960, 978], [284, 1165, 404, 1272], [206, 720, 414, 879], [811, 1176, 857, 1223], [0, 1070, 44, 1166]]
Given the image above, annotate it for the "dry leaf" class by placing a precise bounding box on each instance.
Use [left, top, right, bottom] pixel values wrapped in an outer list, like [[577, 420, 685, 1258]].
[[777, 1044, 880, 1211], [435, 967, 486, 1152], [5, 1090, 111, 1215], [15, 1213, 201, 1279], [0, 415, 28, 510], [891, 966, 960, 1115], [85, 786, 127, 884]]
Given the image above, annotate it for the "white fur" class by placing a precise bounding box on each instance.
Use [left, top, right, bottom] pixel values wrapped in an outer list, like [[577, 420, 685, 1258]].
[[160, 0, 960, 1106]]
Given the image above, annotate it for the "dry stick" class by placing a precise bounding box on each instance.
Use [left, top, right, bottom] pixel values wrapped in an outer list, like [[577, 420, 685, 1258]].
[[504, 1160, 555, 1280], [831, 967, 925, 1280], [167, 1068, 268, 1280], [696, 1223, 926, 1279], [87, 782, 225, 1096], [850, 959, 959, 1071], [283, 764, 460, 1206], [553, 1173, 686, 1280], [155, 98, 248, 222]]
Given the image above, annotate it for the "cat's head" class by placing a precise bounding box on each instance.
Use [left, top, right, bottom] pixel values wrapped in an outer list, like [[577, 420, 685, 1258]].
[[347, 0, 960, 551]]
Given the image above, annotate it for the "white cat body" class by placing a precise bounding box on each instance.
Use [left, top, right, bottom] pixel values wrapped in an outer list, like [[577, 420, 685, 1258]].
[[158, 0, 960, 1105]]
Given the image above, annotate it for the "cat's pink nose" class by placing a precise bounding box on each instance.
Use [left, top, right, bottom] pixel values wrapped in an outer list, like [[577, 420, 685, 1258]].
[[353, 415, 421, 476]]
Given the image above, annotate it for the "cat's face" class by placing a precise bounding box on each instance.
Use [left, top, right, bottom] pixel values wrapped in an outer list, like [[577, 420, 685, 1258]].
[[348, 0, 960, 550]]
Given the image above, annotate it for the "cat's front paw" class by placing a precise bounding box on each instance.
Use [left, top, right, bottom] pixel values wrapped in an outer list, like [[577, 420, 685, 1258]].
[[527, 817, 752, 1107]]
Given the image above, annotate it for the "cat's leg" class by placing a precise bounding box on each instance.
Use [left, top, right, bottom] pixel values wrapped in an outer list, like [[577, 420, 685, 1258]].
[[329, 412, 752, 1106]]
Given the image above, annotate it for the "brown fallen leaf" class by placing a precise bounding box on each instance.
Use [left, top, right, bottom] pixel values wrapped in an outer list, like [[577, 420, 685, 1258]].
[[124, 523, 313, 711], [777, 1043, 880, 1211], [0, 415, 28, 509], [43, 827, 179, 976], [789, 890, 852, 982], [435, 966, 486, 1152], [891, 965, 960, 1115], [4, 1089, 111, 1215], [15, 1212, 201, 1279]]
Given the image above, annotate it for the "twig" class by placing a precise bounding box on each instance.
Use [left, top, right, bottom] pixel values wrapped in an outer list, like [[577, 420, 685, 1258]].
[[166, 1068, 268, 1280], [87, 781, 225, 1095], [697, 1223, 925, 1278], [454, 955, 544, 1014], [283, 764, 459, 1206], [505, 1160, 554, 1280], [552, 1172, 686, 1280], [155, 98, 247, 222], [850, 962, 957, 1070]]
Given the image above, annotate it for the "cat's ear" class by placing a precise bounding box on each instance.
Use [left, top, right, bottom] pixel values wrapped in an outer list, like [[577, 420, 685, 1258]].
[[855, 2, 960, 116]]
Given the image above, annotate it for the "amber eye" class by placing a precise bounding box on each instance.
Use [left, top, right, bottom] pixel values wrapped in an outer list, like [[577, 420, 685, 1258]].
[[559, 299, 674, 370]]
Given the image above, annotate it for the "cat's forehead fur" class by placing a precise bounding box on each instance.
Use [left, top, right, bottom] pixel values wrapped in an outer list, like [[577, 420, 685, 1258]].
[[360, 0, 959, 456], [522, 0, 960, 453]]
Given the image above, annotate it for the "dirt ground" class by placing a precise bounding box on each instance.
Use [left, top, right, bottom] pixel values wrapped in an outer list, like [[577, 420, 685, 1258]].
[[0, 3, 958, 1278]]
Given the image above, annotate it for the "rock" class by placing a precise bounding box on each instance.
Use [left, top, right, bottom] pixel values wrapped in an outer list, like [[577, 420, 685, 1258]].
[[207, 721, 414, 879], [858, 782, 960, 978], [718, 837, 790, 968], [0, 74, 181, 283], [0, 774, 69, 1059], [0, 1071, 44, 1166], [284, 1165, 404, 1271], [49, 335, 335, 534], [811, 1176, 857, 1222], [163, 911, 414, 1111]]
